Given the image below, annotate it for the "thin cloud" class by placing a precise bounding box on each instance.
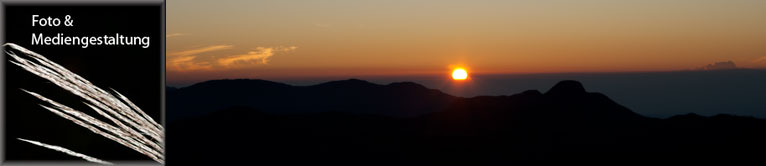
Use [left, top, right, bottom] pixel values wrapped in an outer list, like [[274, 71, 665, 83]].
[[169, 55, 213, 71], [168, 45, 297, 71], [218, 46, 297, 67], [166, 33, 186, 38], [170, 45, 233, 57], [168, 45, 233, 71]]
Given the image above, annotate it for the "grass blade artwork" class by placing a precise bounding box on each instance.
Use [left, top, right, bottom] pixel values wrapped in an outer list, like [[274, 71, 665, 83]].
[[17, 138, 114, 165], [4, 43, 164, 164]]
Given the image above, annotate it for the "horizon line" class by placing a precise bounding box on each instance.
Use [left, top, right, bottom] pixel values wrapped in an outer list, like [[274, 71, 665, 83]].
[[166, 68, 766, 88]]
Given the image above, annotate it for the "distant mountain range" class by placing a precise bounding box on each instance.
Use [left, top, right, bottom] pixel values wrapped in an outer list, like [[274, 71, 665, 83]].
[[167, 79, 459, 121], [167, 79, 766, 165]]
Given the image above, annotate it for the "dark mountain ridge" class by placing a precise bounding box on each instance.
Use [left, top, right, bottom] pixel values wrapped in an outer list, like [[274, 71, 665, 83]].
[[167, 78, 458, 121], [167, 79, 766, 165]]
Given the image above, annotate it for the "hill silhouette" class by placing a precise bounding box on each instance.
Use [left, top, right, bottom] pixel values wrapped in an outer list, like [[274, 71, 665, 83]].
[[167, 79, 766, 165], [167, 79, 458, 121]]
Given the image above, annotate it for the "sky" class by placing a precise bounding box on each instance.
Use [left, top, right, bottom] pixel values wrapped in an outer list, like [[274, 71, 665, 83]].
[[167, 0, 766, 86]]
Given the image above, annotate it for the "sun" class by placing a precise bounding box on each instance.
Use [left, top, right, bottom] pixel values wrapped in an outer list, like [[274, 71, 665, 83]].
[[452, 68, 468, 80]]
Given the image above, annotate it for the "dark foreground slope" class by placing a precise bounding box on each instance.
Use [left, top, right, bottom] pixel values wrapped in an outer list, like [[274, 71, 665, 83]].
[[167, 80, 766, 165]]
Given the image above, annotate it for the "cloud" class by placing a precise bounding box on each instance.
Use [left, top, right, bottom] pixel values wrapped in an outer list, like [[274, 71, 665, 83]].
[[166, 33, 186, 38], [168, 45, 233, 71], [170, 45, 233, 57], [168, 45, 297, 71], [696, 61, 738, 70], [218, 46, 297, 67], [169, 55, 212, 71]]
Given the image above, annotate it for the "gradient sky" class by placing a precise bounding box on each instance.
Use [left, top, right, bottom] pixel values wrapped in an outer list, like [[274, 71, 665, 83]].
[[168, 0, 766, 85]]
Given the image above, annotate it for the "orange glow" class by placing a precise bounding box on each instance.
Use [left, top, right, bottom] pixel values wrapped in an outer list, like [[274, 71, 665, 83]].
[[452, 68, 468, 80], [166, 1, 766, 85]]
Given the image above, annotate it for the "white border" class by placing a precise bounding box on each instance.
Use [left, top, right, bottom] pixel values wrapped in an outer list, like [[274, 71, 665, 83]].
[[0, 0, 165, 165]]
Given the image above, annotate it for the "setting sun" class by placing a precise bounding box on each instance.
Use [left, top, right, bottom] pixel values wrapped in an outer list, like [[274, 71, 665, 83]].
[[452, 68, 468, 80]]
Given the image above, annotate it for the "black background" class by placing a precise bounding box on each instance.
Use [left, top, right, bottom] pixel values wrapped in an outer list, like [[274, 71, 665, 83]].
[[4, 4, 162, 161]]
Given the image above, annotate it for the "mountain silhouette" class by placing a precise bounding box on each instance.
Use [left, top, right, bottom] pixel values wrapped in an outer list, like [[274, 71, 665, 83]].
[[167, 79, 458, 121], [167, 79, 766, 165]]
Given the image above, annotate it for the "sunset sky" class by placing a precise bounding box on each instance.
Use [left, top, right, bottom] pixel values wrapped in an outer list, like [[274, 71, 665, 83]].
[[168, 0, 766, 85]]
